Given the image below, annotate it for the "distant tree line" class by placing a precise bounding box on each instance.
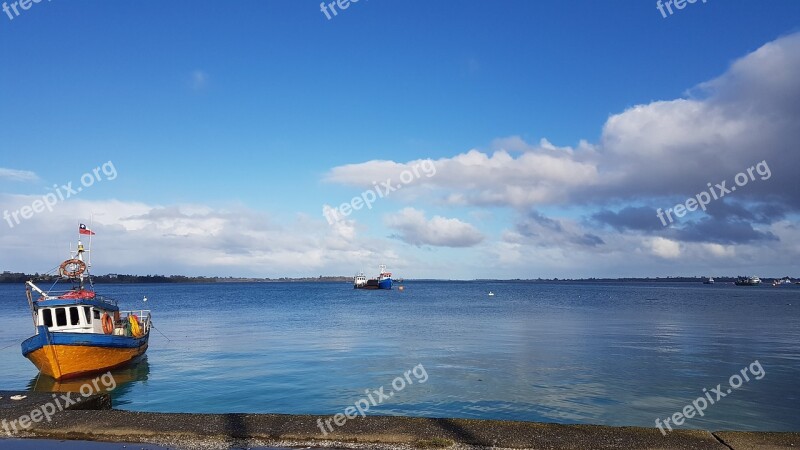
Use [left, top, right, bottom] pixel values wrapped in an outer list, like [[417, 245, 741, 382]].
[[0, 272, 45, 284], [0, 271, 352, 284], [0, 272, 218, 284], [2, 271, 792, 284]]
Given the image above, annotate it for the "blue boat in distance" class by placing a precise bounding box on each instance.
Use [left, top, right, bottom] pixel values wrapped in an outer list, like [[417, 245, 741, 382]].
[[354, 264, 393, 290], [377, 265, 393, 290]]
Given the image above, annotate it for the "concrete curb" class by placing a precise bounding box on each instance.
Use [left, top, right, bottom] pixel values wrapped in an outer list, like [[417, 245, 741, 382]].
[[1, 391, 798, 449]]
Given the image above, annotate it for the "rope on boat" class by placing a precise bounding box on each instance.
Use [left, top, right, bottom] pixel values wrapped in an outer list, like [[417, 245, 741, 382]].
[[150, 322, 171, 341], [45, 277, 60, 294], [0, 341, 22, 351]]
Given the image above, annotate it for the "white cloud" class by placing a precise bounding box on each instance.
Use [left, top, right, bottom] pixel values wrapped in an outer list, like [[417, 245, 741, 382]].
[[701, 243, 736, 258], [0, 168, 38, 182], [326, 33, 800, 212], [326, 147, 599, 208], [5, 34, 800, 279], [0, 196, 398, 277], [385, 207, 484, 247], [319, 31, 800, 277], [650, 237, 681, 259]]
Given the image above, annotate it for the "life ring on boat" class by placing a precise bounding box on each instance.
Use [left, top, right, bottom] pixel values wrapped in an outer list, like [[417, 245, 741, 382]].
[[59, 259, 86, 278], [129, 315, 143, 338], [101, 313, 114, 335]]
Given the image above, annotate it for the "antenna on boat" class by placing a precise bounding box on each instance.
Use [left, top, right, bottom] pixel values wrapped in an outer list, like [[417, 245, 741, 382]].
[[87, 213, 93, 269], [77, 238, 86, 289], [87, 214, 95, 290]]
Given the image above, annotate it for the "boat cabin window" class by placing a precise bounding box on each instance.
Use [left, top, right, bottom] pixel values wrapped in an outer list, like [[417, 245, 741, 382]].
[[69, 307, 80, 326], [93, 309, 100, 320], [84, 306, 92, 324], [42, 309, 53, 327], [55, 308, 67, 327]]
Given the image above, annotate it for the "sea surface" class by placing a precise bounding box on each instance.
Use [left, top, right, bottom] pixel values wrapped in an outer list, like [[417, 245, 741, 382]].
[[1, 281, 798, 431]]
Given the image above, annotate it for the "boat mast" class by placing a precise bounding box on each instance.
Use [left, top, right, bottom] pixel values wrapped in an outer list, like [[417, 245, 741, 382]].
[[87, 214, 93, 270], [86, 215, 93, 289], [76, 239, 86, 289]]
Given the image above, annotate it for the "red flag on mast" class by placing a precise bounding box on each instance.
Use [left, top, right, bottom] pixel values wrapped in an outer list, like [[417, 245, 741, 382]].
[[79, 224, 95, 235]]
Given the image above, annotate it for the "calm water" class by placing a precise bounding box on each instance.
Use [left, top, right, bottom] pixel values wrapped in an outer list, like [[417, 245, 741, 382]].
[[0, 281, 798, 431]]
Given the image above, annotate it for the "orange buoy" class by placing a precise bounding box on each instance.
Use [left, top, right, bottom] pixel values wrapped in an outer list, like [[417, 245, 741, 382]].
[[101, 313, 114, 335], [59, 259, 86, 278]]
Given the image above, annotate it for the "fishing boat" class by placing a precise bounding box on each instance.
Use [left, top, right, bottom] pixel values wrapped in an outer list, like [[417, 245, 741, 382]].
[[703, 277, 715, 284], [354, 264, 393, 290], [376, 265, 393, 290], [772, 277, 793, 286], [20, 225, 151, 380], [353, 272, 367, 289], [734, 276, 762, 286]]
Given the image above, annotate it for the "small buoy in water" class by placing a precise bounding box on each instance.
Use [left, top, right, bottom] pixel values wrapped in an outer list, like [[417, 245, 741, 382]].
[[398, 286, 404, 291], [143, 296, 148, 302]]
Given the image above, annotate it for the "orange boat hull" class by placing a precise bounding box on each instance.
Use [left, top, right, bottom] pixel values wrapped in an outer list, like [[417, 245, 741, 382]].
[[26, 342, 148, 380]]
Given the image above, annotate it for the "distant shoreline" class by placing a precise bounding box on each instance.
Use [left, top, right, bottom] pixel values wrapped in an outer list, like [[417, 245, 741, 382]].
[[0, 272, 795, 284]]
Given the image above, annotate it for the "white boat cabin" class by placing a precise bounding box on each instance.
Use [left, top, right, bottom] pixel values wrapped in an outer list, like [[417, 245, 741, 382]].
[[36, 303, 114, 334]]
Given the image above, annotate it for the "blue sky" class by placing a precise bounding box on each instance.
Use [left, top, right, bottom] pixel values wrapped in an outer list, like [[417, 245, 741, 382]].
[[1, 1, 799, 279]]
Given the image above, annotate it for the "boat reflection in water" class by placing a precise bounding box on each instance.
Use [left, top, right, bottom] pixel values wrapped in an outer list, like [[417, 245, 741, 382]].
[[27, 356, 150, 406]]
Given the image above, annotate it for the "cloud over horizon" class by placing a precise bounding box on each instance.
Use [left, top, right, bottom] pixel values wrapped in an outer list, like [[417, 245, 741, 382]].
[[326, 32, 800, 259], [385, 207, 484, 248], [3, 33, 800, 279]]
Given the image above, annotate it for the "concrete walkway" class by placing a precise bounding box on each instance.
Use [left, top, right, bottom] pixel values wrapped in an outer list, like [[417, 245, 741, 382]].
[[1, 391, 798, 449]]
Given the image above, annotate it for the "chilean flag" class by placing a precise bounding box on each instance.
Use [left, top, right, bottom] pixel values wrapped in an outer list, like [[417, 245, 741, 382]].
[[79, 224, 95, 235]]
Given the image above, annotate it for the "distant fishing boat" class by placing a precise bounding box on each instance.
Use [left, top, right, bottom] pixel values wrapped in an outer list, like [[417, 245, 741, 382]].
[[354, 265, 393, 290], [772, 277, 793, 286], [703, 277, 715, 284], [734, 276, 762, 286], [353, 272, 367, 289], [488, 291, 495, 297], [21, 225, 151, 380]]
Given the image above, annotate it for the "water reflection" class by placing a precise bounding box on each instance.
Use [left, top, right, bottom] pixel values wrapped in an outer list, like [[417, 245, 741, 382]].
[[4, 281, 798, 431], [27, 356, 150, 406]]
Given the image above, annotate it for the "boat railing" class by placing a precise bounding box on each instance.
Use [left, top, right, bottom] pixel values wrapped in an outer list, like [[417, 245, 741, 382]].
[[33, 290, 118, 306], [119, 310, 152, 333]]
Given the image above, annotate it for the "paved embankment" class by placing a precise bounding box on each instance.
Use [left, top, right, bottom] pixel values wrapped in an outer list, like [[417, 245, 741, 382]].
[[1, 391, 798, 449]]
